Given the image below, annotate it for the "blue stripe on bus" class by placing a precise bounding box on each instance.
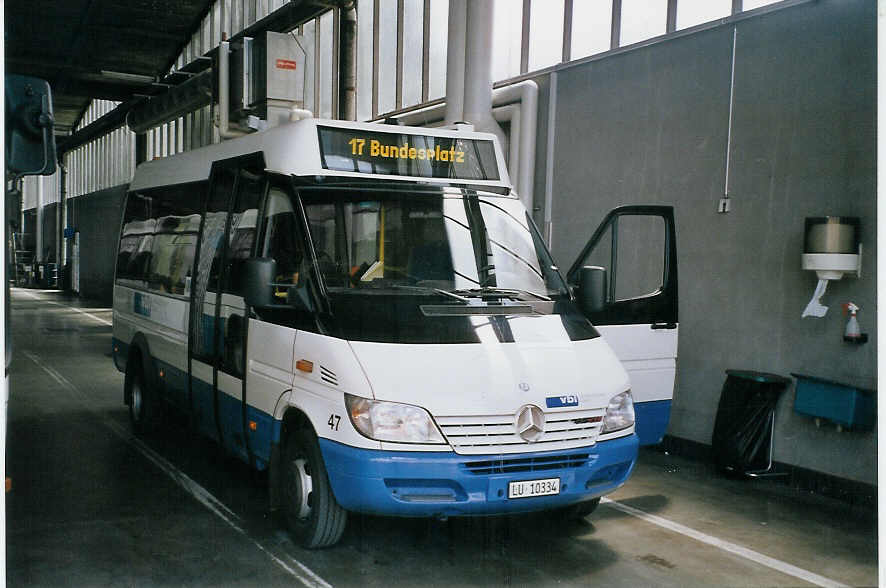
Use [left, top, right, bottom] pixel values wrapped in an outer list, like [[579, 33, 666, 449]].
[[119, 351, 274, 471], [319, 435, 638, 517], [633, 399, 672, 446]]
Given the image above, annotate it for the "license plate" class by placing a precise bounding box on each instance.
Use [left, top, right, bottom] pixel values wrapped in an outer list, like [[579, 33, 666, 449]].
[[508, 477, 560, 499]]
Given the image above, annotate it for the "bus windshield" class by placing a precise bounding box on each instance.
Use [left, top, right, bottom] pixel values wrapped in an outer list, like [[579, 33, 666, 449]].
[[299, 187, 569, 300]]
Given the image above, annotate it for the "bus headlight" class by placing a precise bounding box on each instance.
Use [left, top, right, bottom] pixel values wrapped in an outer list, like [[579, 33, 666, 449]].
[[601, 390, 635, 434], [345, 394, 446, 444]]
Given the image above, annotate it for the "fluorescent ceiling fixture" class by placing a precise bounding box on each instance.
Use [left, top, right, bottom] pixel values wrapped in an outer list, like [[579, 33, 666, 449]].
[[101, 70, 155, 83]]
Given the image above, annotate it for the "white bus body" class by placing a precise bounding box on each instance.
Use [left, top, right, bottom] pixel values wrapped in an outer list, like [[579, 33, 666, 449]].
[[112, 118, 678, 547]]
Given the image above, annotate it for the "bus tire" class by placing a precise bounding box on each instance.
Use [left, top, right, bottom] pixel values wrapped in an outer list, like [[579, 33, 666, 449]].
[[556, 497, 601, 520], [281, 427, 346, 548], [126, 358, 158, 434]]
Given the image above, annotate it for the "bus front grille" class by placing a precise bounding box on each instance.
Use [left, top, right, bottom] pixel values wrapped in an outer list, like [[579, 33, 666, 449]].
[[436, 408, 605, 455]]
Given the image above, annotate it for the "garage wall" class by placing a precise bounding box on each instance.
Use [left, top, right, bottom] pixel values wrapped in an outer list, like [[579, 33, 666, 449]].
[[67, 185, 127, 304], [544, 0, 876, 484]]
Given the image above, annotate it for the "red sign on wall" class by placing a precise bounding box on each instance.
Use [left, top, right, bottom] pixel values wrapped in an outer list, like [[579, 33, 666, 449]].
[[275, 59, 297, 70]]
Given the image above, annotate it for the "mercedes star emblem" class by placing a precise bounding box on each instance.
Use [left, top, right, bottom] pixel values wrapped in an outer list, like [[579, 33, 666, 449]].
[[515, 404, 545, 442]]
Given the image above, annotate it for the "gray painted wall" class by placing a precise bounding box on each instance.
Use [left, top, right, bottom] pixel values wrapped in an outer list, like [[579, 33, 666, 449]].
[[68, 185, 127, 304], [542, 0, 876, 484]]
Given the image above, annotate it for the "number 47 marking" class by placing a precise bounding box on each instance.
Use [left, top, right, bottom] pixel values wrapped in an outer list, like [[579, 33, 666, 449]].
[[328, 414, 341, 431]]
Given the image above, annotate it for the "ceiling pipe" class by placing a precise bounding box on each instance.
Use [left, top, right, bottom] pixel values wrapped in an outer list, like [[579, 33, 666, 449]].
[[490, 81, 537, 211], [444, 0, 466, 124], [461, 0, 506, 148], [394, 80, 538, 211], [493, 104, 521, 188]]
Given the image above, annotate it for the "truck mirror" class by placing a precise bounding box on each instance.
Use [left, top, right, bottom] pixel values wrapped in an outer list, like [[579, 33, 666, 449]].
[[577, 266, 607, 314], [244, 257, 276, 308], [5, 75, 57, 177]]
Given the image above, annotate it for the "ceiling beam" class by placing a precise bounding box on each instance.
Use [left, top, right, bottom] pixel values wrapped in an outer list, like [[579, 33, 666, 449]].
[[56, 101, 138, 155], [162, 0, 216, 76]]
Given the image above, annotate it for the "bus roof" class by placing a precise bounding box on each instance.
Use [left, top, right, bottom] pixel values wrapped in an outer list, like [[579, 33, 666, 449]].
[[129, 118, 512, 193]]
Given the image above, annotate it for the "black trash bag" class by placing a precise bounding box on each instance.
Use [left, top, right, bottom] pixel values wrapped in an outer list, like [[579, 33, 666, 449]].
[[711, 371, 790, 474]]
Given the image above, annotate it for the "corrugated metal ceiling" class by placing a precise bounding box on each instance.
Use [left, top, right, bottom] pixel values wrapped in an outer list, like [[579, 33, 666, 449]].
[[5, 0, 214, 134]]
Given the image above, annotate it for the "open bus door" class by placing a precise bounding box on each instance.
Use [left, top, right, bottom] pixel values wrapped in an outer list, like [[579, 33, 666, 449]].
[[567, 205, 678, 445]]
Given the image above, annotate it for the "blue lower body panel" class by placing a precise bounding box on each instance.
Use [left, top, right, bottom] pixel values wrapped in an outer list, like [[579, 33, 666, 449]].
[[319, 435, 638, 517], [114, 334, 273, 470], [634, 400, 672, 446]]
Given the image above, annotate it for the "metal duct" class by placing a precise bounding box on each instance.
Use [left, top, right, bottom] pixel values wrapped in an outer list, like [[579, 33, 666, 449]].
[[444, 0, 466, 124], [461, 0, 506, 147], [217, 41, 248, 139], [394, 81, 539, 212], [125, 69, 214, 135]]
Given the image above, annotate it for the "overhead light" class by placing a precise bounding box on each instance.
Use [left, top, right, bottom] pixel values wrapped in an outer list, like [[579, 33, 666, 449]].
[[100, 70, 156, 84]]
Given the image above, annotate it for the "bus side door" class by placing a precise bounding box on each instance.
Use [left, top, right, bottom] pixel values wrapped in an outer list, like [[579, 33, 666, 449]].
[[567, 205, 678, 446], [190, 154, 265, 460]]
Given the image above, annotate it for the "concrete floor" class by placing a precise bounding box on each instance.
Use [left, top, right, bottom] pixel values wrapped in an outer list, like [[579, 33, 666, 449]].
[[6, 289, 877, 587]]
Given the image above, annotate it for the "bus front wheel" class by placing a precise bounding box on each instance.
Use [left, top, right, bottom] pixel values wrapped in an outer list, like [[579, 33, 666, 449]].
[[281, 427, 347, 548], [556, 497, 601, 521]]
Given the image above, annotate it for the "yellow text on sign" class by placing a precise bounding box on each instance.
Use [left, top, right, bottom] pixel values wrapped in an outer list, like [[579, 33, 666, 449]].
[[347, 137, 465, 163]]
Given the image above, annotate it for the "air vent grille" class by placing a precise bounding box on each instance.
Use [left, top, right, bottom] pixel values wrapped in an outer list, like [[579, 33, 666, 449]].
[[462, 453, 590, 475], [320, 365, 338, 386]]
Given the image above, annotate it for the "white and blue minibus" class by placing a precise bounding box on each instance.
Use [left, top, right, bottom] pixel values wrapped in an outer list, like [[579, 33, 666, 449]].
[[112, 118, 678, 547]]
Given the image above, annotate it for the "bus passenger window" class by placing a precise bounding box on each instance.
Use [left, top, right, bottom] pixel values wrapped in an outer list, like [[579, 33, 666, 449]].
[[148, 214, 200, 295], [117, 192, 156, 284], [128, 231, 154, 283]]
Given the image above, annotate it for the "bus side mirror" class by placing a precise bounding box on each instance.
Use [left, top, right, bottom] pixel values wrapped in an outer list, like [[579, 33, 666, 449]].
[[244, 258, 277, 308], [577, 266, 607, 314], [5, 75, 57, 177]]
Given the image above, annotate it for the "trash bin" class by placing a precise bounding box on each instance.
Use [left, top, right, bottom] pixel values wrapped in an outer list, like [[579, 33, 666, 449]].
[[711, 370, 791, 477]]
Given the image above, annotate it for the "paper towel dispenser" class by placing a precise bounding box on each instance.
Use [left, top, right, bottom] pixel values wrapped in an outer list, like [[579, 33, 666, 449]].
[[801, 217, 861, 318], [801, 217, 861, 280]]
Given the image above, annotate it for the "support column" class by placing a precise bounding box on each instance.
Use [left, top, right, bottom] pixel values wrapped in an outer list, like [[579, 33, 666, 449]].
[[57, 161, 67, 274], [338, 3, 357, 121], [35, 177, 44, 263]]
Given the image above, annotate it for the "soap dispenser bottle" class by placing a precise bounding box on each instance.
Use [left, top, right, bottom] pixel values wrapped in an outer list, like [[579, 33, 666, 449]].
[[843, 302, 861, 339]]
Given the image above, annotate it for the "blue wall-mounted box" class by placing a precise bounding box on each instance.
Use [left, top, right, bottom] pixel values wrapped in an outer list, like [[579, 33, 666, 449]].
[[791, 373, 875, 431]]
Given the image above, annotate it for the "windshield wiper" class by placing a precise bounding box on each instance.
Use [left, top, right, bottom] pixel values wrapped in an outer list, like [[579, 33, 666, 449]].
[[390, 284, 470, 304], [452, 287, 552, 302]]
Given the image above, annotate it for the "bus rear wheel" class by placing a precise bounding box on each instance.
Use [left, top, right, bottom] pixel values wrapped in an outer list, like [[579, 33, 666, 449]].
[[281, 427, 346, 548], [126, 359, 158, 434]]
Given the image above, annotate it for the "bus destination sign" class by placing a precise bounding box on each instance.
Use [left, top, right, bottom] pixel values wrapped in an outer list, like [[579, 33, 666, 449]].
[[317, 126, 500, 181]]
